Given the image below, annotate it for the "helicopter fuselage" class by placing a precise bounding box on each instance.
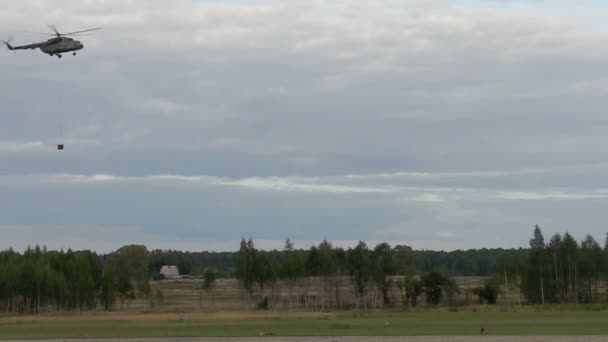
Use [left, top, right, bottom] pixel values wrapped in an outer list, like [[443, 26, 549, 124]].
[[6, 37, 83, 57], [40, 37, 83, 55], [5, 26, 100, 58]]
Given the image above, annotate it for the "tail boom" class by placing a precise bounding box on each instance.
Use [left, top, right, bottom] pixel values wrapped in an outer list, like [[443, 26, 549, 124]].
[[5, 42, 42, 50]]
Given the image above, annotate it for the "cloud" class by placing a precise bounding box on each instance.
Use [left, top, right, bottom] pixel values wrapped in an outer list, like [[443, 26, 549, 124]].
[[0, 173, 393, 194], [403, 193, 445, 203], [491, 191, 608, 200], [2, 1, 608, 251], [435, 231, 456, 239], [8, 168, 608, 200], [217, 176, 392, 194], [0, 141, 48, 153]]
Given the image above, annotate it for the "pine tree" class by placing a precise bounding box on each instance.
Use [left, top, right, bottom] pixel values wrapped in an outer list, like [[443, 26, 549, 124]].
[[279, 239, 303, 310], [235, 238, 256, 308], [560, 232, 579, 303], [528, 225, 546, 304], [371, 242, 396, 307], [349, 241, 370, 309]]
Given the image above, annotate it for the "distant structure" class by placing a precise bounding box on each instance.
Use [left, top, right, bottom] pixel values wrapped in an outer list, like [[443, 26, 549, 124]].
[[160, 265, 180, 279]]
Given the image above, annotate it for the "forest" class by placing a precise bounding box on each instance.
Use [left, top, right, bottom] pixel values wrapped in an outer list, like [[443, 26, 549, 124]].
[[0, 225, 606, 313]]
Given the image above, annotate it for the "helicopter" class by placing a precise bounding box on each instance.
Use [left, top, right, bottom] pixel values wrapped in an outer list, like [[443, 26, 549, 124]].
[[4, 25, 101, 58]]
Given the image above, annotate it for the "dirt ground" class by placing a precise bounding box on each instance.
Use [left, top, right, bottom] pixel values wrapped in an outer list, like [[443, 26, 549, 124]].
[[3, 337, 607, 342], [0, 311, 329, 323], [127, 277, 494, 313]]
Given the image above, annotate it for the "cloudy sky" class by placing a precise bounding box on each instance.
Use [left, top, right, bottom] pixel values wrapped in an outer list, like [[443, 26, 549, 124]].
[[2, 0, 608, 253]]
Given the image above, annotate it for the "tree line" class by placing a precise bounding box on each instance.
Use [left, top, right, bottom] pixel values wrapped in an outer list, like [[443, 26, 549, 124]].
[[235, 238, 460, 310], [0, 245, 151, 313], [2, 226, 608, 313], [517, 225, 608, 305], [231, 227, 608, 309], [148, 246, 527, 278]]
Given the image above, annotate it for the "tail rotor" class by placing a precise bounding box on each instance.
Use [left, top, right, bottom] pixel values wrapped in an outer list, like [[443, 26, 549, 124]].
[[3, 36, 14, 50]]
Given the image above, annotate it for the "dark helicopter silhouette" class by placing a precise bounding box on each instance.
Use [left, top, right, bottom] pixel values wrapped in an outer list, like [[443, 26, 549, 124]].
[[4, 25, 101, 58]]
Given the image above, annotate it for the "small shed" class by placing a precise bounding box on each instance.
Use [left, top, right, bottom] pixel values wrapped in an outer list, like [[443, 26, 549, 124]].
[[160, 265, 180, 279]]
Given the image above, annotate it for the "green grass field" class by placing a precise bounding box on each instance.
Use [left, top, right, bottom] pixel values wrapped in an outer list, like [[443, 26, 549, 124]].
[[1, 310, 608, 339]]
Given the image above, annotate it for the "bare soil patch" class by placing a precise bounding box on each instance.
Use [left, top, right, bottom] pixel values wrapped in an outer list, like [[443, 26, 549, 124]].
[[0, 311, 328, 323]]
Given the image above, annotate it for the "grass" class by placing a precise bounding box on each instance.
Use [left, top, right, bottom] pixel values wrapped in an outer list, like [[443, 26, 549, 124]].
[[1, 309, 608, 339]]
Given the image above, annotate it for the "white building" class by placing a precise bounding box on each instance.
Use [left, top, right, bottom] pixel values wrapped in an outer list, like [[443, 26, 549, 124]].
[[160, 265, 180, 279]]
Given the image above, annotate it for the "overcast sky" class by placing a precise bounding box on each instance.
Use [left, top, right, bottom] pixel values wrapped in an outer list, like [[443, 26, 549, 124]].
[[2, 0, 608, 253]]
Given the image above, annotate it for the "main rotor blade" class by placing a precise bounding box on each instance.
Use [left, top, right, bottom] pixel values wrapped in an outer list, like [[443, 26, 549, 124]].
[[61, 33, 94, 37], [48, 24, 60, 36], [61, 27, 102, 35], [15, 30, 54, 36]]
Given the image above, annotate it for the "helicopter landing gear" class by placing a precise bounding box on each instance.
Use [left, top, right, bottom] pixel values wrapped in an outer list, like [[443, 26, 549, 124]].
[[72, 52, 76, 56], [57, 54, 62, 58]]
